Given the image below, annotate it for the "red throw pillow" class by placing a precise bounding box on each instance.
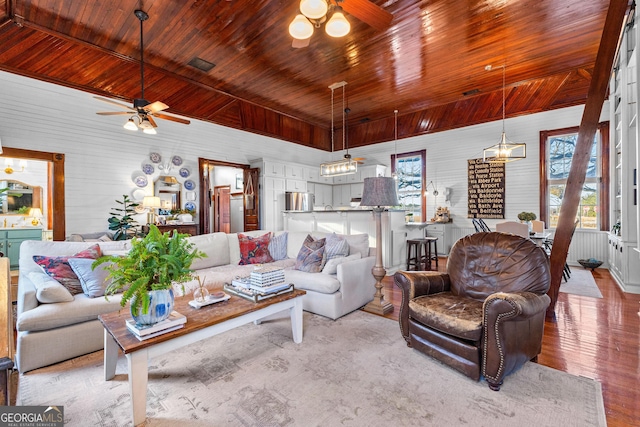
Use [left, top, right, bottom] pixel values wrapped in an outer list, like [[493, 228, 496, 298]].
[[33, 244, 103, 295], [238, 233, 274, 265]]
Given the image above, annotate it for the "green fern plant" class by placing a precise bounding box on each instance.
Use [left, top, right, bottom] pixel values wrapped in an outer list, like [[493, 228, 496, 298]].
[[93, 224, 205, 315]]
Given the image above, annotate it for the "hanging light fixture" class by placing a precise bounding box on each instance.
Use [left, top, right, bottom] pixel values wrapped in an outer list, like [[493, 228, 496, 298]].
[[320, 81, 358, 177], [483, 64, 526, 163], [289, 0, 350, 41], [4, 158, 27, 174], [392, 109, 399, 180]]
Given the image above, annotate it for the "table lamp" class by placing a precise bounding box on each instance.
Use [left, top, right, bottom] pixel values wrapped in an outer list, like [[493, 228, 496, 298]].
[[142, 196, 161, 225], [360, 176, 399, 315], [28, 208, 43, 226]]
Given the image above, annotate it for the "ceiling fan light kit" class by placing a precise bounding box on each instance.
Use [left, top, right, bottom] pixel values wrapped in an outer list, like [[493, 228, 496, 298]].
[[289, 0, 350, 41], [95, 9, 190, 134], [483, 64, 526, 163]]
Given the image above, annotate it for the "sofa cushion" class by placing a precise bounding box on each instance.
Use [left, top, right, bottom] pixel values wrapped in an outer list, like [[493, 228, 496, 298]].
[[268, 231, 288, 261], [285, 269, 341, 294], [27, 271, 75, 303], [409, 292, 484, 342], [322, 253, 362, 275], [238, 232, 274, 265], [294, 235, 326, 273], [325, 233, 350, 260], [342, 233, 370, 258], [188, 232, 230, 269], [33, 244, 103, 295], [68, 258, 112, 298], [16, 293, 125, 332]]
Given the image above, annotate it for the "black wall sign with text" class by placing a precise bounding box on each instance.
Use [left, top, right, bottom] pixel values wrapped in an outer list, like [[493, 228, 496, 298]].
[[467, 158, 505, 219]]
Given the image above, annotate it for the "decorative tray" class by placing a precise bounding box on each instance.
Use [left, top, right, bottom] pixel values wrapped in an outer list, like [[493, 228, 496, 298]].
[[223, 283, 295, 303], [188, 293, 231, 309]]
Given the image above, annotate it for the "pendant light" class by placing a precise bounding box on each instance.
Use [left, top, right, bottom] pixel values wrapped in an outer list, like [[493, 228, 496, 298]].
[[320, 81, 357, 177], [483, 64, 526, 163]]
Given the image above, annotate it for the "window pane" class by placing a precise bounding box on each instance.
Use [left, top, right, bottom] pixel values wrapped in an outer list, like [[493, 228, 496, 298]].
[[548, 134, 598, 180], [547, 183, 599, 229], [396, 154, 423, 219]]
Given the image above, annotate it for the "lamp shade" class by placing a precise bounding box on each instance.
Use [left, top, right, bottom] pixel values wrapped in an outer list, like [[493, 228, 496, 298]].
[[28, 208, 43, 218], [142, 196, 161, 209], [299, 0, 328, 19], [325, 11, 350, 37], [360, 177, 398, 207], [289, 14, 314, 40]]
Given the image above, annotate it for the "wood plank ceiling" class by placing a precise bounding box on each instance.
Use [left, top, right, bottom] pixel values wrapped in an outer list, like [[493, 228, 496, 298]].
[[0, 0, 614, 152]]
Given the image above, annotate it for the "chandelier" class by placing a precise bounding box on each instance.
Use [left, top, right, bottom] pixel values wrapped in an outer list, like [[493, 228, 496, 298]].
[[483, 65, 526, 163], [289, 0, 350, 41], [320, 81, 358, 177]]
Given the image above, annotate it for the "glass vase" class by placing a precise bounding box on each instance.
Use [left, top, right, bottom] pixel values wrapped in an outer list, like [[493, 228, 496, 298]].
[[193, 286, 210, 303]]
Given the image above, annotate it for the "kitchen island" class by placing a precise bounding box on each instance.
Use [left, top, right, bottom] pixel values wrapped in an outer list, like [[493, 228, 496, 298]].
[[283, 209, 425, 274]]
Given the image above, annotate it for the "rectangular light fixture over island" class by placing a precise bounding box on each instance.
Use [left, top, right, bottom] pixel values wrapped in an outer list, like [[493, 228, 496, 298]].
[[360, 176, 398, 315], [320, 156, 358, 177], [321, 80, 359, 178]]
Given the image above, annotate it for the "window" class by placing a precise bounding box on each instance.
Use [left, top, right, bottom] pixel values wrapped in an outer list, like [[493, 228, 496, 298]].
[[540, 123, 609, 230], [391, 150, 426, 222]]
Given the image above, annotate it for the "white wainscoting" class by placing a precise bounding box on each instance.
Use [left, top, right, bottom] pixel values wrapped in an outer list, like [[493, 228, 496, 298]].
[[448, 227, 609, 268]]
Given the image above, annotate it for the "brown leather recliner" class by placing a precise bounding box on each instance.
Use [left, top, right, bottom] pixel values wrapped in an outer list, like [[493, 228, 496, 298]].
[[394, 232, 551, 391]]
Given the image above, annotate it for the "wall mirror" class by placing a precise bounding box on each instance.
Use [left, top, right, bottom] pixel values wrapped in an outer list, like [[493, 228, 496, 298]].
[[155, 175, 181, 214], [0, 180, 43, 214]]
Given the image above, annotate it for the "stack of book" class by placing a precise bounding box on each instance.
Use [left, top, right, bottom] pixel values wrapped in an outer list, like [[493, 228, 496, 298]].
[[231, 266, 290, 295], [126, 310, 186, 341]]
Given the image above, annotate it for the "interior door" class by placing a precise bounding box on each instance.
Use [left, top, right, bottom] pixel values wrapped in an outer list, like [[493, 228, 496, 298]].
[[243, 168, 260, 231], [214, 186, 231, 233]]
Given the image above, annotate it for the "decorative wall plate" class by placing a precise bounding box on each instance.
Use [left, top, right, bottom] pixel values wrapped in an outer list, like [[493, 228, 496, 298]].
[[142, 164, 154, 175], [134, 175, 148, 187], [132, 189, 146, 201], [179, 167, 190, 178], [171, 155, 183, 166], [184, 179, 196, 190], [185, 201, 196, 211], [149, 152, 162, 163]]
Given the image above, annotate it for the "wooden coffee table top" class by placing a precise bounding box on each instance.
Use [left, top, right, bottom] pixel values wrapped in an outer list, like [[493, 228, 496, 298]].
[[99, 289, 306, 354]]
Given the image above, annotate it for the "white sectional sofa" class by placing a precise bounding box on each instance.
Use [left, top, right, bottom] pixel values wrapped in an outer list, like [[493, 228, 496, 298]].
[[15, 230, 375, 372]]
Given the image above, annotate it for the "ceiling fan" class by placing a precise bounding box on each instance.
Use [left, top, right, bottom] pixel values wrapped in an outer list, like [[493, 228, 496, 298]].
[[95, 9, 190, 134], [289, 0, 393, 48]]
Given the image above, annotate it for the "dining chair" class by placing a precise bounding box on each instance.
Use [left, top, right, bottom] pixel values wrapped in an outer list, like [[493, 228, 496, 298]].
[[495, 221, 529, 238], [531, 220, 545, 233], [472, 218, 491, 232]]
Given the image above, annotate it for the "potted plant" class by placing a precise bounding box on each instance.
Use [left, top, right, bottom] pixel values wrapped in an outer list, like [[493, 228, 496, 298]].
[[93, 224, 204, 326], [108, 195, 141, 240], [517, 212, 537, 222]]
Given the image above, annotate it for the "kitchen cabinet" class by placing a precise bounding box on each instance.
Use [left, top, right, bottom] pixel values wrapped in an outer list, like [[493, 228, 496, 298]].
[[350, 183, 363, 199], [285, 165, 304, 180], [0, 228, 42, 269], [285, 179, 307, 192], [261, 161, 286, 178], [425, 222, 453, 255], [304, 167, 333, 184], [309, 183, 332, 208], [332, 185, 352, 207], [360, 164, 387, 180], [262, 177, 286, 231]]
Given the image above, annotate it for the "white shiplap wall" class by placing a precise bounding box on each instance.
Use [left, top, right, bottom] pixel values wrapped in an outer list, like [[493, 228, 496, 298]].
[[0, 70, 611, 263]]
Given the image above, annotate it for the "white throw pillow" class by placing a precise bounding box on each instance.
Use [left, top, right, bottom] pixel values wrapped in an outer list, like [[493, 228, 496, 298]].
[[68, 258, 112, 298], [341, 234, 370, 258], [321, 253, 362, 274], [28, 271, 74, 303]]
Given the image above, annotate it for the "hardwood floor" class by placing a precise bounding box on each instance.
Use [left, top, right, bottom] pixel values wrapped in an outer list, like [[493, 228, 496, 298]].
[[371, 260, 640, 427]]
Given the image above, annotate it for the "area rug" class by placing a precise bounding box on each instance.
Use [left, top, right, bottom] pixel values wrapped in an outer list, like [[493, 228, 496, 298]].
[[17, 311, 606, 427], [560, 267, 603, 298]]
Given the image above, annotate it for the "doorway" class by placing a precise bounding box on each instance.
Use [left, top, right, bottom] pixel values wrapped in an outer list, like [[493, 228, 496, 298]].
[[214, 185, 231, 233]]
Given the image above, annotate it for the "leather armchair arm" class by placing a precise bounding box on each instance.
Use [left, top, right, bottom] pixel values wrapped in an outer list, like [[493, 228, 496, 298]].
[[393, 271, 451, 344], [482, 291, 551, 389]]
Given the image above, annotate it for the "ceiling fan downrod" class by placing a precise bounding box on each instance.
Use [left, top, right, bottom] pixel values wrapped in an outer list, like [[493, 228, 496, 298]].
[[134, 9, 149, 103]]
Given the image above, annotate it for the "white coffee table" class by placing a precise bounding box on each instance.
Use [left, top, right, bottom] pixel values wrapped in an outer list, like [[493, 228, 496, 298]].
[[99, 289, 305, 426]]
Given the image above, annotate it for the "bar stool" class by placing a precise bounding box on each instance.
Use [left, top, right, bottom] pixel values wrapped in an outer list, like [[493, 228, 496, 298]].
[[424, 236, 439, 270], [406, 239, 429, 271]]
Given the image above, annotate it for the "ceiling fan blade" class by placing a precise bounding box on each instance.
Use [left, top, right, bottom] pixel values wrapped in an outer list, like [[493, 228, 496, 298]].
[[96, 111, 132, 116], [153, 112, 191, 125], [143, 101, 169, 113], [341, 0, 393, 31], [146, 115, 158, 128], [93, 96, 133, 110], [292, 38, 310, 49]]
